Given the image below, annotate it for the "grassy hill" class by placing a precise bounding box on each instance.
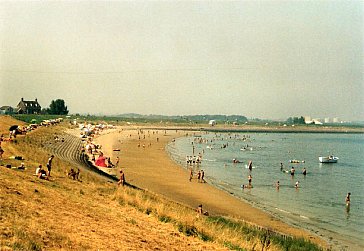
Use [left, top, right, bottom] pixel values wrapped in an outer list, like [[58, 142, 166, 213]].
[[0, 115, 323, 251]]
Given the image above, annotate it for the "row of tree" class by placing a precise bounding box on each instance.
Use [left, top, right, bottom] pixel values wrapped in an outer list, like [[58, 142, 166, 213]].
[[286, 116, 305, 124], [40, 99, 306, 124]]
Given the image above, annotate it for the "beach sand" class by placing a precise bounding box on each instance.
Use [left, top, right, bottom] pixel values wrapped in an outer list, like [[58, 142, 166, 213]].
[[94, 127, 326, 247]]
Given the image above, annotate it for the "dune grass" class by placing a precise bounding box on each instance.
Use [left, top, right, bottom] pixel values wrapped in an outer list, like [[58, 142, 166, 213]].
[[112, 184, 323, 251]]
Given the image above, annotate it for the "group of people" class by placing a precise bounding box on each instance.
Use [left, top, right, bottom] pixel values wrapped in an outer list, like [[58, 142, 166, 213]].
[[35, 155, 54, 180], [186, 155, 202, 165], [189, 169, 206, 183], [67, 168, 81, 180]]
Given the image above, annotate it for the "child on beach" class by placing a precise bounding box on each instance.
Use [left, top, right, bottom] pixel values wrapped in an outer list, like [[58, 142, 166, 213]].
[[196, 204, 209, 216], [118, 170, 125, 186]]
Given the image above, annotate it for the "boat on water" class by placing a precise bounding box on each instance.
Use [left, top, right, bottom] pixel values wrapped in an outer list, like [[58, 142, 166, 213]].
[[319, 156, 339, 163]]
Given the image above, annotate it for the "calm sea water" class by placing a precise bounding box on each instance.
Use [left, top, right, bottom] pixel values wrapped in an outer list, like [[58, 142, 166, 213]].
[[166, 132, 364, 250]]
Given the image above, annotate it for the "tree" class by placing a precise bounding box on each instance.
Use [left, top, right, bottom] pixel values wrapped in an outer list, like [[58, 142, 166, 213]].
[[48, 99, 69, 115], [287, 116, 305, 124]]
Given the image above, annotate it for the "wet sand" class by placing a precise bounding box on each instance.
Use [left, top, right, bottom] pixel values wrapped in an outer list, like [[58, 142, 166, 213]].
[[94, 127, 326, 247]]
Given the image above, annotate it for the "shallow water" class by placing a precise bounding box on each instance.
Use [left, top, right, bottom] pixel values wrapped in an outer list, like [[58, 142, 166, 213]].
[[166, 132, 364, 250]]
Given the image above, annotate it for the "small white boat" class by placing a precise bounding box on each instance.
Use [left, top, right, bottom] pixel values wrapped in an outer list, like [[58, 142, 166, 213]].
[[319, 156, 339, 163]]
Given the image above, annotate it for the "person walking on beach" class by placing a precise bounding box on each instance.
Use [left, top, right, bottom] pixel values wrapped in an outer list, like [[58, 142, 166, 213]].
[[118, 170, 125, 186], [197, 171, 201, 182], [200, 170, 206, 183], [248, 174, 252, 187], [115, 156, 119, 167], [47, 155, 54, 177], [189, 168, 193, 182], [280, 162, 283, 171]]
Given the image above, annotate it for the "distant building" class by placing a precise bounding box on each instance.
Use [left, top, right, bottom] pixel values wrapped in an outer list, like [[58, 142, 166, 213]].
[[304, 116, 323, 125], [324, 118, 330, 123], [17, 98, 41, 114], [312, 119, 323, 125], [304, 116, 313, 124], [0, 106, 14, 114], [333, 117, 340, 123], [209, 120, 216, 126]]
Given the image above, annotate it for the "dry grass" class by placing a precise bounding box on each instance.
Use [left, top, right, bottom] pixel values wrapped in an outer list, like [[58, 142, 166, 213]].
[[0, 117, 229, 250], [112, 185, 287, 251]]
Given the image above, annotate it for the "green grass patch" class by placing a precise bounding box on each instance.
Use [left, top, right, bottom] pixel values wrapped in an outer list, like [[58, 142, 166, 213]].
[[158, 215, 173, 223], [223, 241, 246, 251]]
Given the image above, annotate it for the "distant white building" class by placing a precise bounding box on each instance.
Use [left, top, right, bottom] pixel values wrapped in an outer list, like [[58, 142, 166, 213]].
[[304, 116, 311, 123], [333, 117, 340, 123], [324, 118, 330, 123], [209, 120, 216, 126], [312, 119, 323, 125]]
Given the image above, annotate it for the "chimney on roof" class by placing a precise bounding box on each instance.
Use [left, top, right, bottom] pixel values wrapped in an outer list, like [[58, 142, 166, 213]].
[[21, 97, 24, 101], [35, 98, 37, 102]]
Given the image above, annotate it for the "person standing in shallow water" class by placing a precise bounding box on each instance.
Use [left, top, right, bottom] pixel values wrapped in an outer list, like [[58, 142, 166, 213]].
[[290, 166, 295, 177], [248, 160, 253, 171], [345, 193, 351, 206], [302, 167, 307, 176]]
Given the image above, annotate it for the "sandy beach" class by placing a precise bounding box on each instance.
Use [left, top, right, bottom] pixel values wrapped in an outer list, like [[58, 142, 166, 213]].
[[94, 127, 326, 247]]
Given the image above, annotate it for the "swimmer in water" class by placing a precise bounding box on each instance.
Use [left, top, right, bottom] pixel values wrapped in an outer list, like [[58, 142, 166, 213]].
[[295, 181, 299, 188]]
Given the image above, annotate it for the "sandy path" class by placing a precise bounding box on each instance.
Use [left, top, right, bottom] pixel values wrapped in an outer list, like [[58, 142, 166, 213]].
[[94, 128, 326, 247]]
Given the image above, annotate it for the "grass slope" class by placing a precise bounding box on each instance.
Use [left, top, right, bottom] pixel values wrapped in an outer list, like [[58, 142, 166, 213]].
[[0, 116, 324, 250]]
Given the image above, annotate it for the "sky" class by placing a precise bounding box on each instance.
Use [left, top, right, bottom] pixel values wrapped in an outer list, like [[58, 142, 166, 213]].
[[0, 1, 363, 121]]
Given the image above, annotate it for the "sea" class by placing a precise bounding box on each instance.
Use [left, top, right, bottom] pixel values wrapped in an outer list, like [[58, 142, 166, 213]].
[[166, 131, 364, 251]]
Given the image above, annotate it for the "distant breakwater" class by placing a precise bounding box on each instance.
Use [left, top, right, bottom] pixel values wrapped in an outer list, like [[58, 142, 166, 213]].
[[140, 126, 364, 134]]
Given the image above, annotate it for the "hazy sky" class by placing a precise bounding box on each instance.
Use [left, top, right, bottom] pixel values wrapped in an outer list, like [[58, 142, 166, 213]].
[[1, 1, 363, 120]]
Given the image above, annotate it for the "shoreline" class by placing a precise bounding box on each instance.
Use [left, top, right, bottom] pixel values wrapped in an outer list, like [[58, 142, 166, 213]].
[[132, 125, 364, 134], [93, 127, 327, 248]]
